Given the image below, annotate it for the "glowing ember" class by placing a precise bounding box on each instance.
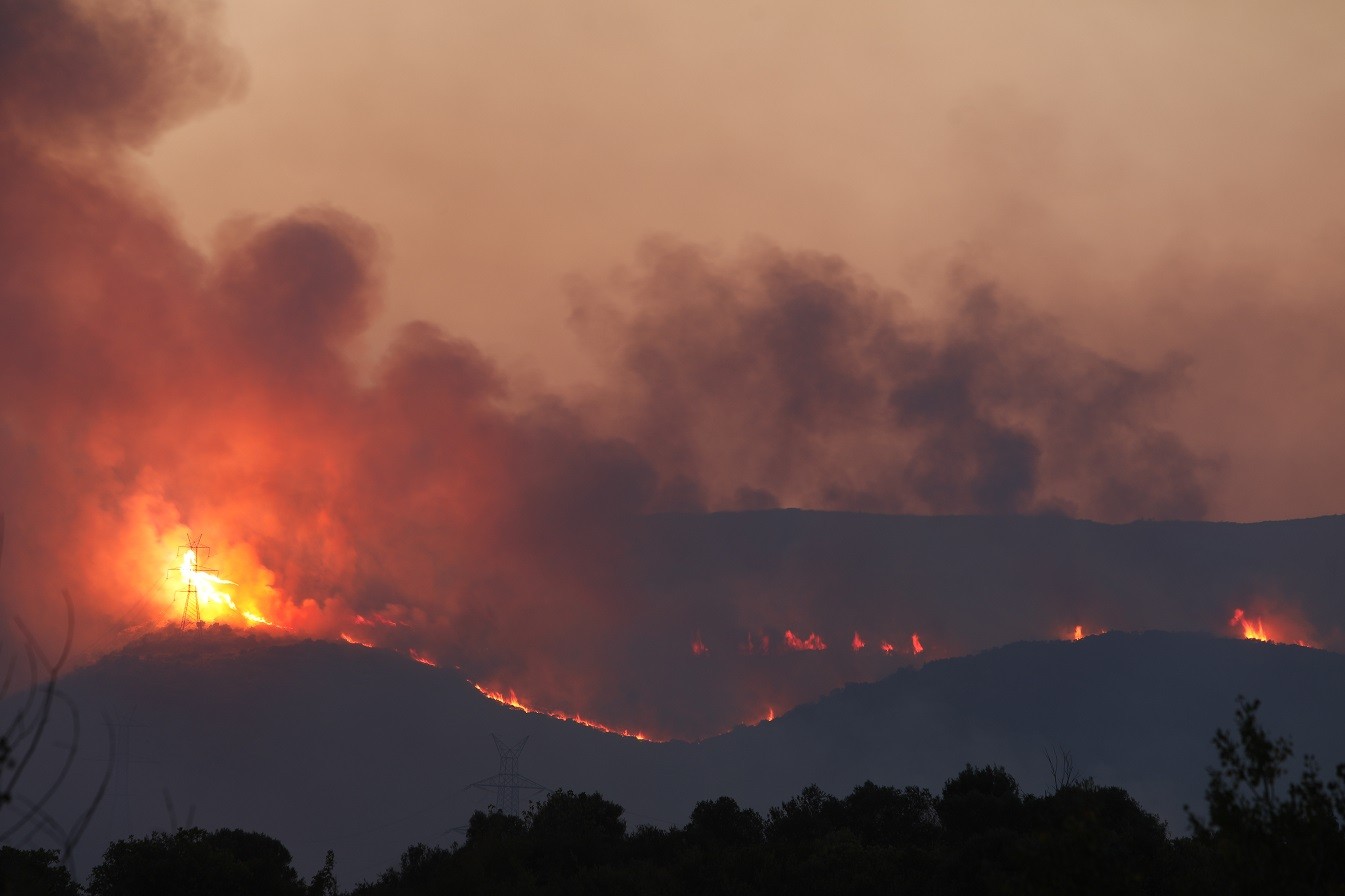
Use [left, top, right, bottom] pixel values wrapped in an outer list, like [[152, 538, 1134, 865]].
[[911, 633, 924, 655], [880, 640, 895, 654], [1230, 608, 1270, 642], [692, 631, 709, 654], [471, 682, 657, 742], [851, 631, 865, 651], [784, 629, 827, 651]]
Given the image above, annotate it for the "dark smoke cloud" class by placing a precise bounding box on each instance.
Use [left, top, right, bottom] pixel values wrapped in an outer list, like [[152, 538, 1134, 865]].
[[0, 0, 1273, 742], [571, 239, 1212, 521], [0, 0, 243, 149]]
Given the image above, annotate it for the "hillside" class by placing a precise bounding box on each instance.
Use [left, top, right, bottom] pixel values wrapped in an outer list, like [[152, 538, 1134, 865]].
[[7, 626, 1345, 885]]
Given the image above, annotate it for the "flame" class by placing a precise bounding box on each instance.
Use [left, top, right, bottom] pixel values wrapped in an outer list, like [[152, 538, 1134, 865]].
[[340, 632, 374, 648], [1226, 607, 1316, 646], [472, 682, 657, 742], [766, 707, 775, 722], [161, 532, 300, 631], [880, 640, 895, 654], [409, 648, 437, 667], [911, 633, 924, 654], [851, 631, 865, 651], [241, 610, 279, 628], [179, 548, 238, 614], [1073, 625, 1083, 641], [784, 629, 827, 651], [740, 631, 771, 654], [1230, 608, 1270, 642], [692, 631, 709, 655]]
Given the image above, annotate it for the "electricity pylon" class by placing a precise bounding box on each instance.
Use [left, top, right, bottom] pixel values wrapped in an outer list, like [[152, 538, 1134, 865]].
[[173, 533, 216, 628], [471, 735, 546, 816]]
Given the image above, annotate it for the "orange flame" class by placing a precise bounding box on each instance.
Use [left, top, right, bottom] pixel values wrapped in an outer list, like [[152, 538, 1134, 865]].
[[162, 534, 297, 631], [692, 631, 709, 655], [178, 548, 238, 615], [851, 631, 865, 651], [880, 640, 895, 654], [471, 682, 657, 742], [409, 648, 437, 667], [766, 707, 775, 722], [340, 632, 374, 648], [911, 633, 924, 655], [784, 630, 827, 651], [1073, 625, 1083, 641], [1230, 608, 1270, 642]]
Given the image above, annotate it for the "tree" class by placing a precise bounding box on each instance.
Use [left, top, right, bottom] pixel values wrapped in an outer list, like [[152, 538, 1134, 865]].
[[938, 763, 1022, 839], [306, 849, 338, 896], [1186, 696, 1345, 894], [526, 790, 627, 873], [841, 781, 939, 849], [684, 796, 764, 850], [87, 827, 308, 896], [764, 784, 842, 845], [0, 845, 81, 896], [1016, 780, 1172, 895]]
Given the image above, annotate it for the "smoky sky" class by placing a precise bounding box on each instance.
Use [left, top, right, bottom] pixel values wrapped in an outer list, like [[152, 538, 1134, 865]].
[[570, 239, 1211, 521], [0, 0, 1341, 739]]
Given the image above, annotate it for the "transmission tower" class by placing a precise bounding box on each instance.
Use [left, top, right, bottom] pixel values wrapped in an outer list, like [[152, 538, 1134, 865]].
[[471, 735, 546, 816], [173, 533, 216, 628]]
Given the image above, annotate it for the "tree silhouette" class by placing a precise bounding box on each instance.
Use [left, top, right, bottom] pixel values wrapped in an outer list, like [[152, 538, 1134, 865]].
[[0, 514, 111, 865], [1187, 696, 1345, 894], [87, 827, 307, 896], [0, 845, 80, 895]]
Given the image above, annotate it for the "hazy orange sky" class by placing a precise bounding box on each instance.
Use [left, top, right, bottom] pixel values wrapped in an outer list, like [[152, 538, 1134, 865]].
[[141, 1, 1345, 521]]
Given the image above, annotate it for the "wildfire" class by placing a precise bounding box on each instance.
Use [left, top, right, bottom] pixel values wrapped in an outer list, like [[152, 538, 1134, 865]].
[[766, 707, 775, 722], [740, 631, 771, 654], [340, 632, 374, 648], [164, 533, 297, 631], [1230, 608, 1270, 642], [784, 630, 827, 651], [1225, 607, 1316, 647], [735, 629, 920, 656], [1073, 625, 1083, 641], [408, 648, 437, 667], [178, 548, 238, 615], [471, 682, 657, 742], [692, 631, 709, 655]]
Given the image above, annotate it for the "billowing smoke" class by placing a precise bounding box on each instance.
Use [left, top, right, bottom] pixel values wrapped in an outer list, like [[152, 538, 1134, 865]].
[[570, 238, 1210, 520], [0, 0, 1330, 741]]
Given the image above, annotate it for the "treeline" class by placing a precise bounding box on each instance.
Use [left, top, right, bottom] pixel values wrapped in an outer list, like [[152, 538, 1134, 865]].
[[4, 698, 1345, 895]]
